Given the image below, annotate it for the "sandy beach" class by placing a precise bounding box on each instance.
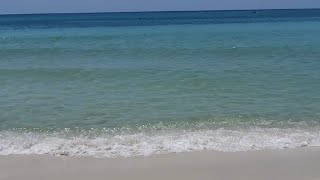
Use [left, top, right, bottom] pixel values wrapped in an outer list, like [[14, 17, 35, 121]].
[[1, 148, 320, 180]]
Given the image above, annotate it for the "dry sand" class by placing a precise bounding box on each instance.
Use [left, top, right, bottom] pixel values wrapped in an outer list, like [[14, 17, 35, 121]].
[[1, 148, 320, 180]]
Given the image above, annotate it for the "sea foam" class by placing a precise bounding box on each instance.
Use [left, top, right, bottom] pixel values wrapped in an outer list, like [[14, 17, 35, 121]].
[[1, 126, 319, 157]]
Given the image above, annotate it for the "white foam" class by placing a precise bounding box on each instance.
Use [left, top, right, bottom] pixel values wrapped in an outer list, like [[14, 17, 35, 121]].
[[0, 127, 320, 157]]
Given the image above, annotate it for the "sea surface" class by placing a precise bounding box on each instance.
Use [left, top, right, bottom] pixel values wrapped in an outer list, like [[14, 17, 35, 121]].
[[1, 9, 320, 157]]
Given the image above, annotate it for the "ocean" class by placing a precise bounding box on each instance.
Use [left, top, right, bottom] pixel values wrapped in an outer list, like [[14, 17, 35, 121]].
[[1, 9, 320, 157]]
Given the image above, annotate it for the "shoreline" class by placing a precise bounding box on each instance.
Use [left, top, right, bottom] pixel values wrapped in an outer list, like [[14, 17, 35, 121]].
[[1, 148, 320, 180]]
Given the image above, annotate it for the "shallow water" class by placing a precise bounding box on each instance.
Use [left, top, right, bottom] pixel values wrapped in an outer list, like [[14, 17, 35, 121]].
[[1, 9, 320, 157]]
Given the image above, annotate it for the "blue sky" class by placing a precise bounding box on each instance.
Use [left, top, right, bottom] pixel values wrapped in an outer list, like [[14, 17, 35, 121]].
[[1, 0, 320, 14]]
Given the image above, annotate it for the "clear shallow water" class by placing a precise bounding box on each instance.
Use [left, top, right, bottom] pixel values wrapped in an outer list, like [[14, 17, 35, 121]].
[[1, 9, 320, 157]]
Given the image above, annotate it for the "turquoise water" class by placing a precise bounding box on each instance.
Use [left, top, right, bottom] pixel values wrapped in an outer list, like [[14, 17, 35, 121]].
[[1, 10, 320, 157]]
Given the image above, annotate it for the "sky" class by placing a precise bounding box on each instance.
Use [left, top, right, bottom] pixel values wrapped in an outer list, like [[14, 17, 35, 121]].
[[0, 0, 320, 14]]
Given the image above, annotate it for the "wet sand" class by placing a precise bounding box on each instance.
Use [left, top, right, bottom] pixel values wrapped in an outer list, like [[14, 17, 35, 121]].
[[1, 148, 320, 180]]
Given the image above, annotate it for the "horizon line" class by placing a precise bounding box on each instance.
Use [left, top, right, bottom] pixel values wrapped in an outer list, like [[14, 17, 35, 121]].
[[0, 7, 319, 16]]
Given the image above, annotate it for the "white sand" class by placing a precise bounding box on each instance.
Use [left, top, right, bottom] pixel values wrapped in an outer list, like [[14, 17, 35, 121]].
[[1, 148, 320, 180]]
